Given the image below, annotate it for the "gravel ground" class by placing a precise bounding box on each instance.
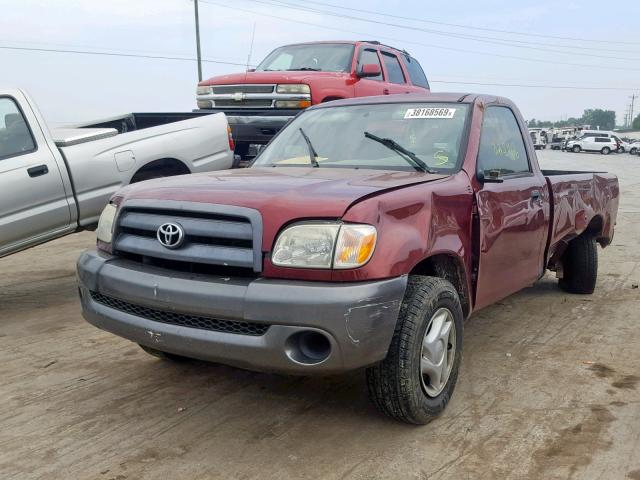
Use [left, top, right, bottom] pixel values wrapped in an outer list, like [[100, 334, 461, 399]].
[[1, 149, 639, 480]]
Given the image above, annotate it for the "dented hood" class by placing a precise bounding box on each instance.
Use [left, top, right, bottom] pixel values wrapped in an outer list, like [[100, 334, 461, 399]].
[[118, 167, 445, 217], [117, 167, 446, 245]]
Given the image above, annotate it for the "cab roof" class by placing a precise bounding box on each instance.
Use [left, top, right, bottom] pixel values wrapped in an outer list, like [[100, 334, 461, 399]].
[[310, 92, 514, 109]]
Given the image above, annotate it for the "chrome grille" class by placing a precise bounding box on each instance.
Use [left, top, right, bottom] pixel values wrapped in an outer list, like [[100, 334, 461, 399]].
[[113, 201, 263, 274], [211, 84, 275, 94], [213, 99, 273, 108], [90, 291, 270, 336]]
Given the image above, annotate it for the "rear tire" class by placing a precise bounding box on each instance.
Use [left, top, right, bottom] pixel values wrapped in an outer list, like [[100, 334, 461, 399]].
[[139, 344, 188, 361], [572, 145, 581, 153], [366, 276, 463, 425], [601, 147, 611, 155], [559, 235, 598, 294]]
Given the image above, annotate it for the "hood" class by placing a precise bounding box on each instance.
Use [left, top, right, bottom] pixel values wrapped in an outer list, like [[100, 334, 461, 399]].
[[200, 71, 350, 85], [117, 167, 446, 242]]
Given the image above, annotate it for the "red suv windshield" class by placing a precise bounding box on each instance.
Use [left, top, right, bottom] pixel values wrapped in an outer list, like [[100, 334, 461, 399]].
[[256, 43, 355, 72]]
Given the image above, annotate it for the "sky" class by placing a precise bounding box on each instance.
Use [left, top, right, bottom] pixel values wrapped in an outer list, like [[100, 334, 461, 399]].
[[1, 0, 639, 126]]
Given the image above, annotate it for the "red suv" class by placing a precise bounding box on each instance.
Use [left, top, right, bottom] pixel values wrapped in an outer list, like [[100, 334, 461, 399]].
[[196, 40, 429, 109]]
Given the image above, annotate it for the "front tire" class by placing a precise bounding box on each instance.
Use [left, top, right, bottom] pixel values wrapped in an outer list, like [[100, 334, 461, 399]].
[[572, 145, 581, 153], [366, 276, 463, 425], [559, 235, 598, 294], [630, 147, 637, 155]]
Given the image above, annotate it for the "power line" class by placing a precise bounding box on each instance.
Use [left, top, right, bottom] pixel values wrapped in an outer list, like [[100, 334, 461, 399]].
[[200, 0, 640, 72], [295, 0, 640, 47], [0, 44, 252, 66], [430, 80, 638, 91], [239, 0, 638, 61]]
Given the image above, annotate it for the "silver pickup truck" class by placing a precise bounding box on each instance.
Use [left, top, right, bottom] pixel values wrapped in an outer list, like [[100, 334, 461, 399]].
[[0, 88, 234, 257]]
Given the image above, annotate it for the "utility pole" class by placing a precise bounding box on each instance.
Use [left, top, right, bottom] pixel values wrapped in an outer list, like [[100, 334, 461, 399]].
[[630, 94, 637, 128], [194, 0, 203, 82]]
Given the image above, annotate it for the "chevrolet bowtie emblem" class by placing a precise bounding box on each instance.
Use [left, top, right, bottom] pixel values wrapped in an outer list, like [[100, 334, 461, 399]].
[[232, 92, 245, 102]]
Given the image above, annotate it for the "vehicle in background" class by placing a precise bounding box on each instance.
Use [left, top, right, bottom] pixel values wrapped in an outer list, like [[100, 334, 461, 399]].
[[549, 135, 565, 150], [529, 128, 547, 149], [566, 135, 618, 154], [196, 41, 430, 162], [78, 92, 619, 424], [0, 88, 234, 258], [617, 139, 638, 154]]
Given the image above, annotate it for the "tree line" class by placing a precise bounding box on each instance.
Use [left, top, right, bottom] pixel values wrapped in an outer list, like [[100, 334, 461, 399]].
[[528, 109, 619, 131]]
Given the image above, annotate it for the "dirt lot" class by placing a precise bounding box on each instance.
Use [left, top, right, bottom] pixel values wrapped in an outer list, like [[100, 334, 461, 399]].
[[1, 149, 639, 480]]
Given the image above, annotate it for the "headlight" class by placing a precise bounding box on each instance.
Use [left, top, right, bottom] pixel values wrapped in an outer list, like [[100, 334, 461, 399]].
[[196, 85, 211, 95], [277, 84, 310, 94], [96, 203, 118, 244], [272, 223, 377, 269]]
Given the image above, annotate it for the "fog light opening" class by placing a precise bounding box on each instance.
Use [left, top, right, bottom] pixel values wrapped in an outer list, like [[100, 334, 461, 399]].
[[285, 331, 332, 365]]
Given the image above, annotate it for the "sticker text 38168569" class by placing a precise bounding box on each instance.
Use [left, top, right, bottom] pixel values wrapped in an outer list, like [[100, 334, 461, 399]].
[[404, 107, 456, 119]]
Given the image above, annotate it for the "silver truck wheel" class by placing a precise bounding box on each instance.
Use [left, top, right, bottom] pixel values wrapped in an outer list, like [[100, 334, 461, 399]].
[[366, 276, 463, 425], [420, 307, 457, 397]]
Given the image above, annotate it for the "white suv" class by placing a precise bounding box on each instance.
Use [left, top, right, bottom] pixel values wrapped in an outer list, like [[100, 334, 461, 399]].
[[566, 136, 618, 155]]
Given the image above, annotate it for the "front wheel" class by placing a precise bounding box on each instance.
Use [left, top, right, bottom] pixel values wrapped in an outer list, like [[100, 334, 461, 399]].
[[630, 147, 637, 155], [601, 147, 611, 155], [366, 276, 463, 425], [572, 145, 581, 153]]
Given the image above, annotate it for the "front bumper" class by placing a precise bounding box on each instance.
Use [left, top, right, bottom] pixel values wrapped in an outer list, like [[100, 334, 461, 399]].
[[77, 250, 406, 374]]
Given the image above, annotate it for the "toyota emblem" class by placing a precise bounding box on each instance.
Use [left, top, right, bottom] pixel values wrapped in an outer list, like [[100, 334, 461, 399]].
[[157, 222, 185, 249]]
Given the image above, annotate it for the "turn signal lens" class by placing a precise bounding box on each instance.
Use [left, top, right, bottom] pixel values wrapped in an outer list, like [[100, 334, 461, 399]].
[[197, 85, 211, 95], [275, 100, 312, 109], [334, 225, 377, 269]]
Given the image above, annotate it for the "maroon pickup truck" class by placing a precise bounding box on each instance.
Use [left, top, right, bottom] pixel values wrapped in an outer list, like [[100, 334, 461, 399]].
[[77, 93, 619, 424]]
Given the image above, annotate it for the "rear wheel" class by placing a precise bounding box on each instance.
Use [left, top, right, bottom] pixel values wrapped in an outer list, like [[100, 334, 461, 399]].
[[559, 235, 598, 294], [572, 145, 581, 153], [139, 344, 188, 361], [366, 276, 463, 425], [601, 147, 611, 155]]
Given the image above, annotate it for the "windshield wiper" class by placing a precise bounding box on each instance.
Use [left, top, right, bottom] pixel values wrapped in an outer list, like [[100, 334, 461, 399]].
[[287, 67, 321, 71], [363, 132, 435, 174], [299, 128, 320, 168]]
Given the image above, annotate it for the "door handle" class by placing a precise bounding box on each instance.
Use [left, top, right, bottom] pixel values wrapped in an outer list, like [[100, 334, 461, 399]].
[[383, 88, 390, 95], [531, 190, 542, 202], [28, 165, 49, 178]]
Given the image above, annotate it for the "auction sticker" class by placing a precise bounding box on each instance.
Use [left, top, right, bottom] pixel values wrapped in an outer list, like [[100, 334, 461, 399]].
[[404, 107, 456, 119]]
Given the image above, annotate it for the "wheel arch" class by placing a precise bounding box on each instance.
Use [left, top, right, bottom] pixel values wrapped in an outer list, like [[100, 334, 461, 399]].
[[130, 158, 191, 183], [321, 96, 344, 103], [409, 253, 471, 318]]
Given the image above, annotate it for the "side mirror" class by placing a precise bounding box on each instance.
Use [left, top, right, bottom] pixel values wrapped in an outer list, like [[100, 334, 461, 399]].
[[477, 170, 504, 184], [357, 63, 381, 78], [247, 68, 256, 72]]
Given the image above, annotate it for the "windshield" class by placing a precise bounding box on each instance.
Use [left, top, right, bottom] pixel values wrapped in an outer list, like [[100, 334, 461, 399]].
[[253, 103, 470, 173], [256, 43, 354, 72]]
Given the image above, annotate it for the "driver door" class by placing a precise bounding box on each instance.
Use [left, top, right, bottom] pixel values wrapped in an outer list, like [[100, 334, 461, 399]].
[[0, 95, 72, 255], [474, 106, 549, 310], [354, 47, 386, 97]]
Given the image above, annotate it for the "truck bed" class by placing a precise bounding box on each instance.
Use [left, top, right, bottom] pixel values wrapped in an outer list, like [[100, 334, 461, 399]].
[[76, 110, 296, 161], [544, 170, 619, 262]]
